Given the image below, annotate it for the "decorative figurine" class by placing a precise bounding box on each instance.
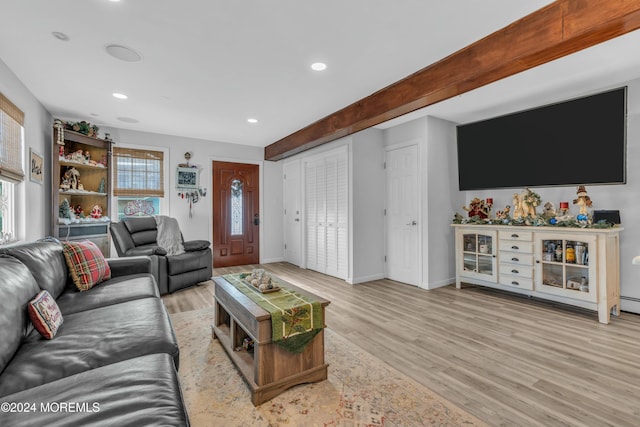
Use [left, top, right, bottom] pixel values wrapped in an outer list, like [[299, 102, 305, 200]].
[[98, 177, 106, 194], [495, 205, 511, 220], [462, 197, 489, 219], [59, 199, 73, 219], [90, 205, 103, 219], [573, 185, 592, 216], [70, 150, 82, 163], [542, 201, 556, 219], [64, 167, 80, 190], [74, 205, 84, 218], [512, 193, 525, 220], [54, 119, 65, 145], [522, 187, 541, 217]]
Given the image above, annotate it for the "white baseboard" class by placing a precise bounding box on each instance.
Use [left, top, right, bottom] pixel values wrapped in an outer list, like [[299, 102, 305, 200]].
[[348, 273, 385, 285], [621, 297, 640, 315], [420, 277, 455, 290], [261, 257, 285, 264]]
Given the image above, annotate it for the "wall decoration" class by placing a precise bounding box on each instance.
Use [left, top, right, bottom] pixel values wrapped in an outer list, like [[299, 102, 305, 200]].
[[176, 167, 199, 189], [30, 149, 44, 184]]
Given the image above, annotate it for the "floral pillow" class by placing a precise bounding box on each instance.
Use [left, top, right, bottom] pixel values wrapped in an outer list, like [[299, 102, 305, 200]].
[[28, 290, 64, 339], [62, 240, 111, 291]]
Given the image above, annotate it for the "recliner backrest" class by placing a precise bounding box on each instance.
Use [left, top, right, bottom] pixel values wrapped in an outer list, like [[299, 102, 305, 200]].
[[124, 217, 158, 247]]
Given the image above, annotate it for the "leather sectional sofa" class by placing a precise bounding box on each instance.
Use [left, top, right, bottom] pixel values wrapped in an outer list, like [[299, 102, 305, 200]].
[[0, 240, 189, 426]]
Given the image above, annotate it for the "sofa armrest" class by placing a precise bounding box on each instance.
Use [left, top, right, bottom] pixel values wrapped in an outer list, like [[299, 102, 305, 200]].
[[125, 246, 168, 257], [107, 256, 152, 277], [183, 240, 211, 252]]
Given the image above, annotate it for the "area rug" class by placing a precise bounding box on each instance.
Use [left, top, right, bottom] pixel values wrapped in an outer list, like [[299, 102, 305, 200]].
[[171, 308, 486, 427]]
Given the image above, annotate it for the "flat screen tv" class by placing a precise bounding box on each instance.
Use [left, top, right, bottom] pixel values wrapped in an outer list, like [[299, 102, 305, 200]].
[[456, 87, 627, 191]]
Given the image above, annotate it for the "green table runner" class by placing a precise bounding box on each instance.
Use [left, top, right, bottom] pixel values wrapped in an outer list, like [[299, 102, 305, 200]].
[[223, 273, 323, 354]]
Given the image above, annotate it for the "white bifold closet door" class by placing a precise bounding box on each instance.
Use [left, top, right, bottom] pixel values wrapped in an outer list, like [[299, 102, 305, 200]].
[[304, 149, 348, 280]]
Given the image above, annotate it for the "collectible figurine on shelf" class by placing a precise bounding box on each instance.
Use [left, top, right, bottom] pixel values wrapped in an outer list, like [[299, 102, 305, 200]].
[[495, 205, 511, 220], [64, 167, 80, 190], [512, 193, 525, 220], [74, 205, 84, 219], [522, 187, 541, 217], [573, 185, 593, 216], [59, 199, 73, 220], [90, 205, 103, 219], [462, 197, 489, 219], [543, 201, 556, 219]]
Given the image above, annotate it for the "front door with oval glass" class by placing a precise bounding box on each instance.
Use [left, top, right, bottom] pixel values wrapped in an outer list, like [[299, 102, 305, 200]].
[[212, 161, 260, 267]]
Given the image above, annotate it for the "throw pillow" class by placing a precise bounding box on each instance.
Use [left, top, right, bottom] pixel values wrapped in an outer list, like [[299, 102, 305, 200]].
[[62, 240, 111, 291], [28, 290, 64, 339]]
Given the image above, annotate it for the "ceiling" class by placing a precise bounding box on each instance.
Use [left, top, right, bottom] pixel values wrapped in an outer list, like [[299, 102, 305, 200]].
[[1, 1, 638, 149]]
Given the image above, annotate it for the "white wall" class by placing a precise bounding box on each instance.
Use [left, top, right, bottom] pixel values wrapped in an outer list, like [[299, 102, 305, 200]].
[[101, 127, 284, 264], [0, 58, 52, 242], [351, 128, 385, 283]]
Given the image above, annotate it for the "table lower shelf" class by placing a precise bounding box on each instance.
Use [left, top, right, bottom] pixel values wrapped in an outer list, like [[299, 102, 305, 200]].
[[212, 324, 328, 406]]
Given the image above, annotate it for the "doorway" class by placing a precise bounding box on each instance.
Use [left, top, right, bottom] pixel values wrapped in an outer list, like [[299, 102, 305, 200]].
[[385, 144, 420, 286], [212, 161, 260, 267]]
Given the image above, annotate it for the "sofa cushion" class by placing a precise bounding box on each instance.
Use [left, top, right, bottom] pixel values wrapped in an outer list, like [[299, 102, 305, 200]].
[[62, 240, 112, 291], [56, 273, 159, 315], [0, 240, 68, 299], [0, 256, 41, 373], [167, 248, 212, 276], [0, 354, 189, 427], [28, 290, 64, 339], [0, 298, 179, 396]]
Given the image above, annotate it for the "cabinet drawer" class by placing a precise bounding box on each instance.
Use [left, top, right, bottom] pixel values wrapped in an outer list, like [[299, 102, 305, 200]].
[[499, 251, 533, 266], [499, 231, 532, 242], [499, 240, 533, 254], [500, 263, 533, 278], [499, 274, 534, 290]]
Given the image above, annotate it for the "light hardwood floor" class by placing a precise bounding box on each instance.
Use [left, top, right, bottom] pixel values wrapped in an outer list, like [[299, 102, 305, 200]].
[[162, 262, 640, 427]]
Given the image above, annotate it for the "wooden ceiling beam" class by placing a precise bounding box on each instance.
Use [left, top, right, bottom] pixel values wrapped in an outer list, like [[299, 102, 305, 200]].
[[265, 0, 640, 161]]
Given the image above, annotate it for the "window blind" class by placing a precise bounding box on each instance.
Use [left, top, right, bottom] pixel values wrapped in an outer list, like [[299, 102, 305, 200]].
[[0, 92, 25, 183], [113, 147, 164, 197]]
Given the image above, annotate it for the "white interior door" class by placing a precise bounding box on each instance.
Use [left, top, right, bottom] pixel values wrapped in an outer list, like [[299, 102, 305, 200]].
[[386, 144, 420, 286], [283, 161, 301, 266]]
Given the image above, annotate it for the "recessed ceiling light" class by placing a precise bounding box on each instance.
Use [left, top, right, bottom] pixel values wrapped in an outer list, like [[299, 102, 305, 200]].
[[105, 44, 143, 62], [311, 62, 327, 71], [112, 92, 128, 100], [51, 32, 69, 41], [117, 117, 139, 123], [247, 118, 258, 124]]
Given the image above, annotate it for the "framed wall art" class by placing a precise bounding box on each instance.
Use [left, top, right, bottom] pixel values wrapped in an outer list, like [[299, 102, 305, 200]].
[[30, 148, 44, 184], [176, 167, 199, 189]]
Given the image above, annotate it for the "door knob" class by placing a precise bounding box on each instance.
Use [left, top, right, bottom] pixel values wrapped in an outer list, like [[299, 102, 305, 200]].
[[294, 218, 300, 222], [406, 220, 417, 226]]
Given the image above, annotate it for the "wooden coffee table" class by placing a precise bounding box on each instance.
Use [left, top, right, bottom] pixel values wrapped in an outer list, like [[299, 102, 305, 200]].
[[211, 275, 330, 406]]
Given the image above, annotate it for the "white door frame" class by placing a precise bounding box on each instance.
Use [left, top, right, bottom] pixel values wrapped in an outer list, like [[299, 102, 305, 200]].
[[384, 139, 422, 287], [283, 159, 302, 266]]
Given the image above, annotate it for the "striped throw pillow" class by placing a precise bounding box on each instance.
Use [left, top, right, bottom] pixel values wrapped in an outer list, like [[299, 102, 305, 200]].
[[28, 290, 64, 339], [62, 240, 111, 291]]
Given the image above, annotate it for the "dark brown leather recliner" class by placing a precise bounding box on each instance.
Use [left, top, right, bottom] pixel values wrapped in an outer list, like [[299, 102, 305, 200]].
[[110, 217, 212, 294]]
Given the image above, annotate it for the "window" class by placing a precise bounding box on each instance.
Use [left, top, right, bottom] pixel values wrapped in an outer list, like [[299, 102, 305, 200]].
[[113, 147, 164, 220], [0, 92, 25, 244]]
